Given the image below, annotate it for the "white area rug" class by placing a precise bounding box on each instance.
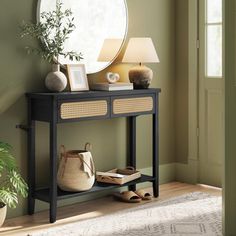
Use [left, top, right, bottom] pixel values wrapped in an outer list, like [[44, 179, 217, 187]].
[[31, 192, 222, 236]]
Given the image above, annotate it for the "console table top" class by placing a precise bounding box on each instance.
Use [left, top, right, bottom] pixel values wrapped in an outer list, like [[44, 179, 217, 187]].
[[26, 88, 161, 99]]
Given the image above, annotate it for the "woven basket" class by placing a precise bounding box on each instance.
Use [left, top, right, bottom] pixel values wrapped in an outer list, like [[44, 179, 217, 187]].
[[57, 143, 95, 192]]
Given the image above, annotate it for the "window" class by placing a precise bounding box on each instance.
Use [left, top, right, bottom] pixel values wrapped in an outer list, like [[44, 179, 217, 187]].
[[206, 0, 223, 77]]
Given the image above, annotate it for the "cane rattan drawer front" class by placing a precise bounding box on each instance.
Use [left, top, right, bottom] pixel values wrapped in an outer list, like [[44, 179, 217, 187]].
[[60, 99, 109, 120], [112, 96, 154, 116]]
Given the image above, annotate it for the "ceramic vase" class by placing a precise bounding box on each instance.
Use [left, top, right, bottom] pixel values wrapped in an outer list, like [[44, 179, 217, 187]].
[[0, 205, 6, 227], [129, 65, 153, 89], [45, 64, 67, 92]]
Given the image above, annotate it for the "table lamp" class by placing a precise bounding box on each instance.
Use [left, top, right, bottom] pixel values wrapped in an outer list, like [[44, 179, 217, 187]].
[[97, 38, 123, 83], [122, 37, 160, 89], [98, 38, 123, 62]]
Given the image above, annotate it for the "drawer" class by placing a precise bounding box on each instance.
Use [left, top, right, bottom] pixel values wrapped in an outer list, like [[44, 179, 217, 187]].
[[59, 99, 109, 121], [112, 96, 154, 116]]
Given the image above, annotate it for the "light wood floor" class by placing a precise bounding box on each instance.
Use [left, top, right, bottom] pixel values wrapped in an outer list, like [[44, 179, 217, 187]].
[[0, 182, 222, 236]]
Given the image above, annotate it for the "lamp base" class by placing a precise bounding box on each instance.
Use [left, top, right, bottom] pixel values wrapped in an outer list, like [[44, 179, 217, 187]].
[[128, 65, 153, 89]]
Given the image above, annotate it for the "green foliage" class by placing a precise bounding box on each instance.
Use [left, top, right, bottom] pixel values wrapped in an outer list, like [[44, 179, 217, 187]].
[[20, 0, 83, 63], [0, 142, 28, 208]]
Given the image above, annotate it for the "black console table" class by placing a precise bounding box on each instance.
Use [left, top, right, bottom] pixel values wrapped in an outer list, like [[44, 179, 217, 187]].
[[26, 88, 161, 223]]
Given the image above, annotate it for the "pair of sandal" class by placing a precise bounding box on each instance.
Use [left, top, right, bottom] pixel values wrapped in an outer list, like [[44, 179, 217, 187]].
[[114, 189, 152, 203]]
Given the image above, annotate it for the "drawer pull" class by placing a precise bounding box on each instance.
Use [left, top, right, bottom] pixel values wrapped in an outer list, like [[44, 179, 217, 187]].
[[61, 100, 108, 119], [113, 97, 153, 114]]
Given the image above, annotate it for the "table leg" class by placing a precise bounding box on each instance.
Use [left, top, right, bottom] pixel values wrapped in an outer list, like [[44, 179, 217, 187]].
[[28, 119, 35, 215], [49, 120, 57, 223], [153, 111, 159, 198], [128, 116, 136, 192]]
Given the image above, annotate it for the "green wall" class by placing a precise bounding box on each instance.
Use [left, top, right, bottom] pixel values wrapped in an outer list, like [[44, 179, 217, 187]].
[[175, 0, 189, 164], [0, 0, 176, 218]]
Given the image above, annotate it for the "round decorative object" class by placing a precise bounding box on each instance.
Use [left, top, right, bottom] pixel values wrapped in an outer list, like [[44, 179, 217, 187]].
[[45, 64, 67, 92], [38, 0, 128, 74], [129, 65, 153, 89], [106, 72, 120, 84], [0, 205, 7, 227]]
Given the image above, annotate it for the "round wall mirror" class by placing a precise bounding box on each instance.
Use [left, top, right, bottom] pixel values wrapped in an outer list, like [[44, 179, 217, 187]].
[[37, 0, 128, 74]]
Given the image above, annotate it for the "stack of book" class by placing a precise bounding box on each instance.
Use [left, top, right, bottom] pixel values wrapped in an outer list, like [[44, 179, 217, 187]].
[[91, 82, 133, 91]]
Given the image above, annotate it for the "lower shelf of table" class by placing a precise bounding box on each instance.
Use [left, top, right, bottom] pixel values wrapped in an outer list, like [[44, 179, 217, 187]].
[[34, 174, 155, 203]]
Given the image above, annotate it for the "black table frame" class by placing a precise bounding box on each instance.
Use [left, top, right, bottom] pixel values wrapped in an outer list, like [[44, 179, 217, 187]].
[[26, 89, 161, 223]]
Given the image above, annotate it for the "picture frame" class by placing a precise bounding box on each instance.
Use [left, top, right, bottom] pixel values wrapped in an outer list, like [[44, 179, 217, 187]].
[[67, 64, 89, 91]]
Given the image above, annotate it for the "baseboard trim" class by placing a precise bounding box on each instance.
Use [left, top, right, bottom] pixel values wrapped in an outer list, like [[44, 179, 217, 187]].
[[140, 163, 176, 184], [176, 159, 199, 184]]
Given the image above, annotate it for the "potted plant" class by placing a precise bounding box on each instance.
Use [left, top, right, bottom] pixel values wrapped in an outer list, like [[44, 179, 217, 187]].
[[0, 142, 28, 227], [21, 1, 83, 92]]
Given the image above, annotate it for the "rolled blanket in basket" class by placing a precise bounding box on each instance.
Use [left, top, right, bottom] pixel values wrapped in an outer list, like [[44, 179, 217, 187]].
[[80, 152, 94, 177]]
